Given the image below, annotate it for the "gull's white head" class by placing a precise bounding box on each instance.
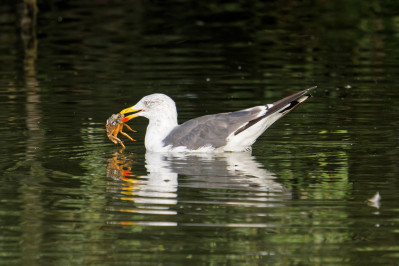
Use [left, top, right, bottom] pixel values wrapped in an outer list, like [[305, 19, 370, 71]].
[[120, 93, 178, 122]]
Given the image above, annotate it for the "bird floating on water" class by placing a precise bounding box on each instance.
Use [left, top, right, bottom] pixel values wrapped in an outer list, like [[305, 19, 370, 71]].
[[119, 86, 316, 152]]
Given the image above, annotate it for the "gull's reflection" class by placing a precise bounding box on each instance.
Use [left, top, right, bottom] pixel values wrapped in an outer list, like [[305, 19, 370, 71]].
[[106, 151, 178, 208], [156, 152, 285, 192], [106, 151, 286, 207]]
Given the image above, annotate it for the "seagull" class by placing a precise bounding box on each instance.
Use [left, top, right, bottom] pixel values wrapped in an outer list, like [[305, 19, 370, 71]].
[[120, 86, 316, 152]]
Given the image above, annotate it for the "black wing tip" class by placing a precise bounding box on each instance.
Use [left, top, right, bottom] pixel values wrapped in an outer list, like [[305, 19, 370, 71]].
[[306, 86, 317, 93], [234, 86, 317, 136]]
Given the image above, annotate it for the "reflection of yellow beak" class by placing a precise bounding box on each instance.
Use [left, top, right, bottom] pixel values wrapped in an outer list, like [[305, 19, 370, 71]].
[[120, 107, 143, 122]]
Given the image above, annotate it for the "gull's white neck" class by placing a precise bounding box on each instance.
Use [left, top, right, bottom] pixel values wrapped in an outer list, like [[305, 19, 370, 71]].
[[145, 113, 178, 152]]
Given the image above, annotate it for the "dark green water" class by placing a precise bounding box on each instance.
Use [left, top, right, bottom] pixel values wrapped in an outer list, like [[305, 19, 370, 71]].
[[1, 0, 399, 265]]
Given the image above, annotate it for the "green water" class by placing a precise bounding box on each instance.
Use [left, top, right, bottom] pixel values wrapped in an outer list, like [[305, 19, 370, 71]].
[[1, 0, 399, 265]]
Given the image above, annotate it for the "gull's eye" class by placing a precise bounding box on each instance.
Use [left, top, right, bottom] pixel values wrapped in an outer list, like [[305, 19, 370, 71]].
[[144, 100, 150, 106]]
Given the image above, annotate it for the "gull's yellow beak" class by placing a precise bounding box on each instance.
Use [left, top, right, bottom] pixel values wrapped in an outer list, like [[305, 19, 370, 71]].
[[120, 107, 143, 123]]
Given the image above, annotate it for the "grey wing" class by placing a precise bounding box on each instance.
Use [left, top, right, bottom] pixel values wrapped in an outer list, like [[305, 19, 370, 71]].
[[163, 107, 263, 149]]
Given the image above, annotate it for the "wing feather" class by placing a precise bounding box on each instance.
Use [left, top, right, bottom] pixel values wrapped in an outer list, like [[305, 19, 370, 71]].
[[163, 107, 264, 149]]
